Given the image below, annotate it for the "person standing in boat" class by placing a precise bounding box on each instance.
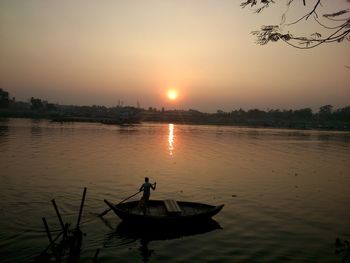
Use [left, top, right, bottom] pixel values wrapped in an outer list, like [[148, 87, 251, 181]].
[[139, 177, 156, 213]]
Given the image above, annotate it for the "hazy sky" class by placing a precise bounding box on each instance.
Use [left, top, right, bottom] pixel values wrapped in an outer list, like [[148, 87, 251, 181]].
[[0, 0, 349, 112]]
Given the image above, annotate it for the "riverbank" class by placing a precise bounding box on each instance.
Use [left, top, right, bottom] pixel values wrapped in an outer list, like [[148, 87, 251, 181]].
[[1, 103, 349, 131], [1, 114, 349, 132]]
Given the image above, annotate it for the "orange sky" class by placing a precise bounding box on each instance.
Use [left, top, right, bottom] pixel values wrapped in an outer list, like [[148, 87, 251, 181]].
[[0, 0, 349, 112]]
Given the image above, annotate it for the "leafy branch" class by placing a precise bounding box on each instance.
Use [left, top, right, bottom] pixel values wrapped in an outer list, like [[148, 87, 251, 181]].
[[242, 0, 350, 49]]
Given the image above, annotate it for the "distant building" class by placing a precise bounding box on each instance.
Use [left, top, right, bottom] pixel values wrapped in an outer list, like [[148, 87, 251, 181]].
[[0, 88, 10, 108]]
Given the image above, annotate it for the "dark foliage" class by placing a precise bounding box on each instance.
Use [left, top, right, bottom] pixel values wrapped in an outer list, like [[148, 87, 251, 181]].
[[242, 0, 350, 49], [1, 88, 349, 130], [0, 88, 9, 108]]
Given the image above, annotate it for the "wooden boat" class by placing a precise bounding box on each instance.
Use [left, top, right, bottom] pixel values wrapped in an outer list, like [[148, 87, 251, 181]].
[[104, 199, 224, 225]]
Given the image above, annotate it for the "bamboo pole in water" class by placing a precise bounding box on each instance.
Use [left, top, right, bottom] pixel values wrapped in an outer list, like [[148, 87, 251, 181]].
[[42, 217, 53, 245], [51, 199, 67, 239], [76, 187, 87, 229], [42, 217, 60, 261]]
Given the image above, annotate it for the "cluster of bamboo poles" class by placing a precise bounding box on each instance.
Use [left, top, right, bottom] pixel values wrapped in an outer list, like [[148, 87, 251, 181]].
[[33, 188, 95, 263]]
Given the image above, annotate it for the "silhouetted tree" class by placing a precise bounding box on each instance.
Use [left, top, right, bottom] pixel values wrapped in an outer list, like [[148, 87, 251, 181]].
[[268, 109, 283, 120], [293, 108, 313, 120], [46, 103, 57, 112], [319, 104, 333, 115], [30, 97, 44, 110], [334, 106, 350, 121], [241, 0, 350, 49], [318, 104, 333, 121], [148, 107, 158, 112], [0, 88, 10, 108], [247, 108, 265, 119]]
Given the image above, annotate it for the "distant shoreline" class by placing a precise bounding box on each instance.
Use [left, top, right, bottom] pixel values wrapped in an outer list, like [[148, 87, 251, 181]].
[[1, 115, 349, 132], [0, 96, 349, 131]]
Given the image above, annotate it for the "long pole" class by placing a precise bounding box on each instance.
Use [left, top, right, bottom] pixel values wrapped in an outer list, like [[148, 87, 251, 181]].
[[76, 187, 87, 229], [42, 217, 53, 244], [98, 190, 141, 217], [51, 199, 66, 239]]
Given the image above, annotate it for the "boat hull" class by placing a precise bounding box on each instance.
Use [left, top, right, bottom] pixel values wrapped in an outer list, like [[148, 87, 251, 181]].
[[104, 199, 224, 225]]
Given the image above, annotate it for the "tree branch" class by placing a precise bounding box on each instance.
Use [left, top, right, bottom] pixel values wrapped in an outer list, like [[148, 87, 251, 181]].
[[286, 0, 321, 26], [242, 0, 350, 49]]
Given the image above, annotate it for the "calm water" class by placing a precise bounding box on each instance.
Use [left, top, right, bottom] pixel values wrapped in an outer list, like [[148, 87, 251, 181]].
[[0, 118, 349, 262]]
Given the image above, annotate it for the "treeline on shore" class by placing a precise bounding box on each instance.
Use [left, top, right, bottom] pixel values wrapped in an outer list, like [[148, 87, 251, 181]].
[[143, 106, 350, 130], [0, 89, 349, 130]]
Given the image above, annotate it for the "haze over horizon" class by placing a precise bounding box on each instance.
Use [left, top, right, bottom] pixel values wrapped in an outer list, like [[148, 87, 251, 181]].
[[1, 0, 349, 113]]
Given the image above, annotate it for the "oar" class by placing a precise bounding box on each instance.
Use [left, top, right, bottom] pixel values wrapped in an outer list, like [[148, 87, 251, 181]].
[[98, 190, 141, 217]]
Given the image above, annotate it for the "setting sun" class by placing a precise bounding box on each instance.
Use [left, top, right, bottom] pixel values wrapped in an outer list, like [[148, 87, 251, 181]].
[[167, 90, 178, 101]]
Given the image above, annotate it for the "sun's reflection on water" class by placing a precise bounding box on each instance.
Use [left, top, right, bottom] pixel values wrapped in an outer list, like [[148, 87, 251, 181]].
[[168, 123, 174, 156]]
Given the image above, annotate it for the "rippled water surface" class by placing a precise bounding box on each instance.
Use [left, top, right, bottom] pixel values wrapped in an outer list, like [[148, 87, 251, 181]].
[[0, 118, 349, 262]]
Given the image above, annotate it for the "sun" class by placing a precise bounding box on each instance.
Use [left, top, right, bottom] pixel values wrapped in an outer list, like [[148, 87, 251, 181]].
[[167, 90, 178, 101]]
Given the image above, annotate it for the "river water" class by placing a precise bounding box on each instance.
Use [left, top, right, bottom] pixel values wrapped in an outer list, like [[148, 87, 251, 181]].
[[0, 118, 349, 262]]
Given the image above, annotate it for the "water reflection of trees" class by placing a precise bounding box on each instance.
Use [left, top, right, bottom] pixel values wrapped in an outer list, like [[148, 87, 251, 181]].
[[0, 119, 9, 145], [30, 119, 43, 139]]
